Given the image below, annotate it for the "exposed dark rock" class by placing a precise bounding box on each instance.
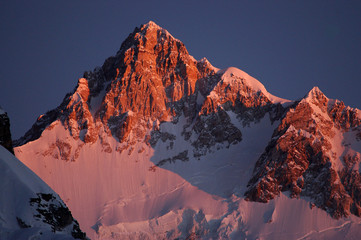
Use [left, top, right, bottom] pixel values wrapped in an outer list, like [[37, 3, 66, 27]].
[[192, 108, 242, 157], [30, 193, 87, 239], [156, 150, 189, 166], [16, 217, 31, 228], [13, 108, 59, 147], [0, 110, 14, 154]]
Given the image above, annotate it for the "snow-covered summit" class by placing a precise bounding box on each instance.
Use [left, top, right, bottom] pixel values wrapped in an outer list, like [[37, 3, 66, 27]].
[[219, 67, 291, 104], [219, 67, 267, 92], [303, 86, 328, 102]]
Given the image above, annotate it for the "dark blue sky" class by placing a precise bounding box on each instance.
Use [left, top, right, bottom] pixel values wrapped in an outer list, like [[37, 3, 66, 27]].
[[1, 1, 361, 139]]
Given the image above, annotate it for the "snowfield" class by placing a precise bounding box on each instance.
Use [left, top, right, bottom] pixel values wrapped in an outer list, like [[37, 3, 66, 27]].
[[15, 113, 361, 239]]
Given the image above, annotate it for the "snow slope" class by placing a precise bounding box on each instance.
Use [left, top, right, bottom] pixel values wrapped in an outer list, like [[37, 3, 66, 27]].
[[0, 145, 85, 239], [15, 113, 361, 239]]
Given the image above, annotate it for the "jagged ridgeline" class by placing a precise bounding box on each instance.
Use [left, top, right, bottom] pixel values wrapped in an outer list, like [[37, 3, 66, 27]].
[[14, 21, 361, 239]]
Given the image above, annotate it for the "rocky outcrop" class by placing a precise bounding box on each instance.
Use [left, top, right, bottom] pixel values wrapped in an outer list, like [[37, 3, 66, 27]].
[[61, 78, 97, 143], [0, 108, 14, 154], [15, 22, 218, 149], [16, 22, 263, 157], [29, 193, 86, 239], [245, 87, 361, 218], [96, 21, 218, 143], [188, 67, 286, 156], [15, 22, 288, 160]]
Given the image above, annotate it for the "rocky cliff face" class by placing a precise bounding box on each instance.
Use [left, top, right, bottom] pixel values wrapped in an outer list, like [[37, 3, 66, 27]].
[[15, 22, 281, 158], [13, 21, 361, 239], [245, 87, 361, 218], [15, 22, 218, 148], [0, 108, 14, 154]]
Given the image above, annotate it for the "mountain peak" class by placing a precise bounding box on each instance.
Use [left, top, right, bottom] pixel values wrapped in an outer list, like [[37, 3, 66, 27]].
[[139, 20, 165, 35], [218, 67, 291, 104], [142, 20, 162, 30], [13, 21, 361, 239], [140, 21, 179, 45], [304, 86, 326, 100], [116, 21, 182, 59], [301, 86, 329, 109], [220, 67, 268, 93]]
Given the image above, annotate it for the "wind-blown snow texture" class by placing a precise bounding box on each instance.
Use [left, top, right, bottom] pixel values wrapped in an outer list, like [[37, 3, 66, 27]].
[[15, 21, 361, 239]]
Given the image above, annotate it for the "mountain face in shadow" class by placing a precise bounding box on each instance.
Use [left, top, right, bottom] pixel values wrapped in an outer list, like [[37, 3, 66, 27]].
[[14, 21, 361, 239], [0, 108, 14, 154]]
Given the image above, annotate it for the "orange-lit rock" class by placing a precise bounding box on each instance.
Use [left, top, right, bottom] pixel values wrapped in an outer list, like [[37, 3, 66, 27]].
[[246, 87, 361, 218]]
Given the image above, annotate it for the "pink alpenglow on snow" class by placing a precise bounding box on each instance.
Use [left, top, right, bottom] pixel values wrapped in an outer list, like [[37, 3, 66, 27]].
[[14, 21, 361, 239]]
